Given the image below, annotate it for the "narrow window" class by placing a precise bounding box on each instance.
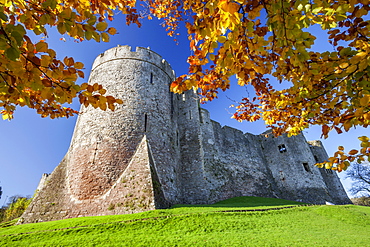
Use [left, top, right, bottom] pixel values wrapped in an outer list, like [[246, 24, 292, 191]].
[[170, 92, 174, 118], [144, 114, 148, 132], [198, 104, 203, 123], [303, 163, 311, 173], [314, 155, 319, 162], [182, 94, 186, 101], [278, 144, 287, 153], [189, 110, 192, 119], [150, 73, 153, 84], [176, 131, 180, 146]]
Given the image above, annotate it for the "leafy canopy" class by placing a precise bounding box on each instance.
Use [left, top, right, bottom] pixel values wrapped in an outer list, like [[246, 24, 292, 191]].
[[0, 0, 123, 120], [0, 0, 369, 171]]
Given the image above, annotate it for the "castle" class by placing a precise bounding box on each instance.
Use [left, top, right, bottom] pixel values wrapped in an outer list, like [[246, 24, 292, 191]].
[[20, 46, 351, 224]]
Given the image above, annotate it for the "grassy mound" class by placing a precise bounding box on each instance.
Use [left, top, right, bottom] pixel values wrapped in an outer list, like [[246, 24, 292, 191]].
[[0, 197, 369, 246]]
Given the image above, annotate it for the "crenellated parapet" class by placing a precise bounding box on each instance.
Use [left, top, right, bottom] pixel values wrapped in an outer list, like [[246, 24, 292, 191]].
[[20, 46, 351, 225], [92, 45, 175, 80]]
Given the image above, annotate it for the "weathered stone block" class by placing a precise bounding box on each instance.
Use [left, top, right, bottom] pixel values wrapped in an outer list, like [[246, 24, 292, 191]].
[[20, 46, 351, 224]]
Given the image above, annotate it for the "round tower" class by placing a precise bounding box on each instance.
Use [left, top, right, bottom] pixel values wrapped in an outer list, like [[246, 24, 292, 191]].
[[66, 46, 178, 202]]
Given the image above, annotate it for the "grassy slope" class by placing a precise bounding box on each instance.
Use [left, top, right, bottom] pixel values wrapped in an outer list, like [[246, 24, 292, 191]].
[[0, 197, 369, 247]]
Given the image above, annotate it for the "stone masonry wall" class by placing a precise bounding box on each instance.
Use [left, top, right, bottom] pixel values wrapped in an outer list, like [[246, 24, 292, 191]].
[[199, 108, 280, 203], [20, 135, 167, 224], [21, 46, 351, 224], [308, 141, 352, 204]]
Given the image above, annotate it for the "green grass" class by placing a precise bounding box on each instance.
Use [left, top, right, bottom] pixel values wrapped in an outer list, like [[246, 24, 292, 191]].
[[0, 196, 369, 246]]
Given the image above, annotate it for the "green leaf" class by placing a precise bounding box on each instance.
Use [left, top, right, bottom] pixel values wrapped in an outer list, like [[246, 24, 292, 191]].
[[11, 31, 24, 46], [96, 22, 108, 32], [0, 39, 8, 50], [57, 22, 66, 34], [0, 12, 8, 22], [101, 32, 109, 42], [36, 42, 48, 52], [87, 15, 97, 26], [5, 47, 20, 61], [42, 0, 57, 9], [92, 31, 100, 42], [85, 31, 93, 40]]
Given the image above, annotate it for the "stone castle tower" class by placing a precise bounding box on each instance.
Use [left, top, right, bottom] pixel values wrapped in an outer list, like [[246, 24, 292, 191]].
[[21, 46, 351, 224]]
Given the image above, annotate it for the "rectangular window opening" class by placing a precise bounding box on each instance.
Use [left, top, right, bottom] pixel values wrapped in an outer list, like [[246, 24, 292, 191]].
[[278, 144, 287, 153], [314, 155, 319, 162], [170, 92, 174, 118], [150, 73, 154, 84], [303, 163, 311, 173], [144, 113, 148, 132]]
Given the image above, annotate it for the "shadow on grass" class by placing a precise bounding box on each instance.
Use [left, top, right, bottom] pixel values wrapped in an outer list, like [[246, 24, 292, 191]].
[[171, 196, 307, 209]]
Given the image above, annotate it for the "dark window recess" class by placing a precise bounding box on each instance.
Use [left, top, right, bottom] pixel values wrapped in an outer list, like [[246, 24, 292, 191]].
[[176, 131, 180, 146], [303, 163, 311, 173], [314, 155, 319, 162], [170, 92, 174, 117], [278, 144, 287, 153], [144, 114, 148, 132], [198, 103, 203, 123], [189, 110, 192, 119], [150, 73, 154, 84]]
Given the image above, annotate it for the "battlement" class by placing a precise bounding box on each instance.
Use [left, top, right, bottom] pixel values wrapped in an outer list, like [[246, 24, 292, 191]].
[[92, 45, 175, 79], [20, 47, 351, 224]]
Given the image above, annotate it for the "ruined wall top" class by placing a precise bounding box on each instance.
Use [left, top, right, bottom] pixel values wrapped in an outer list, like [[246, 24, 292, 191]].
[[92, 45, 175, 79]]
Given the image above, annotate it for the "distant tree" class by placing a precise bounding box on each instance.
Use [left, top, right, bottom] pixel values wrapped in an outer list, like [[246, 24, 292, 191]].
[[0, 195, 31, 223], [0, 207, 5, 223], [351, 196, 370, 206], [346, 162, 370, 197], [0, 186, 2, 200]]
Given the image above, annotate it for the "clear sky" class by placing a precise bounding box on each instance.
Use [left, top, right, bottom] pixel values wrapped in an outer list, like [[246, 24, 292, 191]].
[[0, 14, 367, 206]]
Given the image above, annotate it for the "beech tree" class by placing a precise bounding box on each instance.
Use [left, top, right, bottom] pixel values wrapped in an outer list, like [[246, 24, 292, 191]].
[[0, 0, 369, 171], [346, 162, 370, 196]]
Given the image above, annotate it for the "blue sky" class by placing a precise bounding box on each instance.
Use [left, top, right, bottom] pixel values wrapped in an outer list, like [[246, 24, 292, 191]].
[[0, 14, 366, 206]]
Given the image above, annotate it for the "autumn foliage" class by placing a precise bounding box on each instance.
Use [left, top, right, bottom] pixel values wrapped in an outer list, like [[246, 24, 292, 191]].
[[0, 0, 123, 120], [0, 0, 369, 171]]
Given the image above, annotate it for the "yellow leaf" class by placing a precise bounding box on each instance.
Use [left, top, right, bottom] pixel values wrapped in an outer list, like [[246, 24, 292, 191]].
[[36, 41, 48, 53], [74, 62, 84, 69], [64, 57, 74, 67], [325, 162, 332, 169], [218, 36, 227, 43], [40, 55, 52, 67], [226, 2, 240, 14], [96, 22, 108, 32], [346, 64, 357, 74], [2, 112, 11, 120], [107, 27, 117, 35], [343, 121, 352, 132], [101, 32, 109, 42], [358, 136, 369, 142], [80, 83, 88, 90], [99, 88, 106, 94], [339, 62, 348, 69], [360, 95, 369, 107]]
